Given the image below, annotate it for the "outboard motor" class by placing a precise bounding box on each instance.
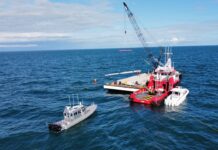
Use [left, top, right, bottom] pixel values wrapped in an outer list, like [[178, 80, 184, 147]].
[[48, 124, 62, 132]]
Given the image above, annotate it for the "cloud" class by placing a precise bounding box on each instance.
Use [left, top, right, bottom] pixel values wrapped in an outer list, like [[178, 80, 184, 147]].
[[0, 0, 122, 48], [0, 0, 217, 49], [0, 44, 38, 48], [143, 21, 218, 46], [0, 0, 118, 33], [0, 32, 70, 42]]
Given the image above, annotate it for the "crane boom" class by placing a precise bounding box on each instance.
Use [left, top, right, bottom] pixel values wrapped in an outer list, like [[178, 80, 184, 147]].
[[123, 2, 161, 69]]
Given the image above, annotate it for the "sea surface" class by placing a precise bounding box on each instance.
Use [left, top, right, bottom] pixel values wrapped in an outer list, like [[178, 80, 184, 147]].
[[0, 46, 218, 150]]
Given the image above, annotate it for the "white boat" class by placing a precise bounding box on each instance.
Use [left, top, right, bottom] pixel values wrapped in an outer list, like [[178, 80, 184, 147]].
[[164, 86, 189, 106], [48, 99, 97, 132]]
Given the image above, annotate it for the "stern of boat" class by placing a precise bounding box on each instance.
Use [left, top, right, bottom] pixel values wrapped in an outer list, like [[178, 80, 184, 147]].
[[48, 123, 62, 133]]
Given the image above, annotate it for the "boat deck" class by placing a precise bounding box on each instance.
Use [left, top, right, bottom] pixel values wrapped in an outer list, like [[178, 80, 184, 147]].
[[104, 73, 150, 92], [136, 92, 149, 99]]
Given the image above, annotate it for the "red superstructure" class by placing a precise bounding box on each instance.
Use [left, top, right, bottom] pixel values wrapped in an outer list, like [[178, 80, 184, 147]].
[[123, 2, 182, 106], [130, 49, 181, 106]]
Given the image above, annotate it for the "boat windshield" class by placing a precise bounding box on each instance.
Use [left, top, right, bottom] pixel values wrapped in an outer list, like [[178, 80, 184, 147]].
[[174, 92, 180, 95]]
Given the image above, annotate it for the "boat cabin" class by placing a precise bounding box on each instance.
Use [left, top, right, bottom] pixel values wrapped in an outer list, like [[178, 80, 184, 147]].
[[172, 91, 180, 96], [63, 104, 85, 120], [170, 87, 184, 97]]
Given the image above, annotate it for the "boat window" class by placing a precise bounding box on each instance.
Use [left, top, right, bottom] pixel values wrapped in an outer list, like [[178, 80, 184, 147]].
[[74, 112, 77, 116], [175, 92, 180, 95], [70, 113, 73, 116], [64, 113, 66, 116]]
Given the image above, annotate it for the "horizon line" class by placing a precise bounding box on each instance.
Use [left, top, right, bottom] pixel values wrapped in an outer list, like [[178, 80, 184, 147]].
[[0, 44, 217, 53]]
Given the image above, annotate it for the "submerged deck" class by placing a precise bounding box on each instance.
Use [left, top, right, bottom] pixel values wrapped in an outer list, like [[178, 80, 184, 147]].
[[104, 73, 150, 92]]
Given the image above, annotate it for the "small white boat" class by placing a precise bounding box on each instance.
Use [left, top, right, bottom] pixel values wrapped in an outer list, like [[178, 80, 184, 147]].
[[164, 86, 189, 106], [48, 97, 97, 132]]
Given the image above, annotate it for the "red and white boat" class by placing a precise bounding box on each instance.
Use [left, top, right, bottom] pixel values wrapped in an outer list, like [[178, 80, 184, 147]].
[[130, 49, 181, 106]]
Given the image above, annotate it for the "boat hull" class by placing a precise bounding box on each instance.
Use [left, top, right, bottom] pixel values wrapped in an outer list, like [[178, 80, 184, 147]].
[[49, 104, 97, 132], [62, 104, 97, 130], [130, 88, 168, 106], [165, 89, 189, 106]]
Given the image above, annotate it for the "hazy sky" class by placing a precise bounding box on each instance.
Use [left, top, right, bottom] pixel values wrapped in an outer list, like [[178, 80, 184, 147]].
[[0, 0, 218, 51]]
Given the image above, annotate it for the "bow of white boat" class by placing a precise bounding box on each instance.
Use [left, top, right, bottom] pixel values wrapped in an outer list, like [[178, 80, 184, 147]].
[[165, 86, 189, 106]]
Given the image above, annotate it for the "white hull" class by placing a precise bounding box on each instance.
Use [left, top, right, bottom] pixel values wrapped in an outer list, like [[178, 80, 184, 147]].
[[49, 104, 97, 132], [165, 88, 189, 106], [61, 104, 97, 130], [103, 85, 138, 92]]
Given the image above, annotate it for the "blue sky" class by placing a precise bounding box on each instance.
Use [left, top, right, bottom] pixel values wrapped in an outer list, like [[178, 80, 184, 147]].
[[0, 0, 218, 51]]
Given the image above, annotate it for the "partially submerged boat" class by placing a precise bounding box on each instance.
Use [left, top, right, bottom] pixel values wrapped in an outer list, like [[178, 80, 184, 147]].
[[130, 49, 182, 106], [48, 98, 97, 133], [165, 86, 189, 106]]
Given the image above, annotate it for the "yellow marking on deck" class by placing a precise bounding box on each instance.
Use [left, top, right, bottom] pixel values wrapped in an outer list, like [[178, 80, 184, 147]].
[[143, 95, 153, 101]]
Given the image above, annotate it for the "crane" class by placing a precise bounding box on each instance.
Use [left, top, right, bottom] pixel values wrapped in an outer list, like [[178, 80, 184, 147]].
[[123, 2, 162, 69]]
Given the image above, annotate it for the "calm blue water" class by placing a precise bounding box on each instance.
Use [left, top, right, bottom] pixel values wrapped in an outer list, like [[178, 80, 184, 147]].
[[0, 46, 218, 149]]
